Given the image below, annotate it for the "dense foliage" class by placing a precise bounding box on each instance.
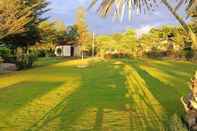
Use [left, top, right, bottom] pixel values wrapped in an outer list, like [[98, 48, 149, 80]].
[[0, 0, 196, 70], [0, 0, 49, 48], [0, 0, 49, 69], [75, 7, 92, 56], [138, 25, 196, 60], [94, 24, 197, 60], [96, 29, 137, 58]]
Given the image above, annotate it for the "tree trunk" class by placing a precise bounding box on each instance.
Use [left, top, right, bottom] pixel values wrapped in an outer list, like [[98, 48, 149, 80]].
[[161, 0, 190, 32], [161, 0, 197, 49]]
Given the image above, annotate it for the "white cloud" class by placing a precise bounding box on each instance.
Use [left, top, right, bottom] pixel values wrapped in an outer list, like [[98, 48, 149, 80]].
[[136, 25, 154, 38], [47, 0, 186, 34]]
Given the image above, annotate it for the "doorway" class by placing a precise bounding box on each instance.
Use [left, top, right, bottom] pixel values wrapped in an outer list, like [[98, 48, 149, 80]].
[[71, 46, 74, 56]]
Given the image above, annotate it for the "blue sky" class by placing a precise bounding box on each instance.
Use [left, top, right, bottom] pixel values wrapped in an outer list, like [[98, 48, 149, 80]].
[[47, 0, 188, 35]]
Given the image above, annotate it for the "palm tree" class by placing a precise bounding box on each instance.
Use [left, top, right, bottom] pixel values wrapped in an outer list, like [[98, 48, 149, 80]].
[[188, 0, 197, 17], [89, 0, 197, 48], [161, 0, 190, 32]]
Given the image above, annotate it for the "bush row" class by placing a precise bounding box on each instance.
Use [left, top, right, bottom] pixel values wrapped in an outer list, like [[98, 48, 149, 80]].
[[101, 52, 131, 59], [98, 48, 194, 61], [0, 45, 56, 70]]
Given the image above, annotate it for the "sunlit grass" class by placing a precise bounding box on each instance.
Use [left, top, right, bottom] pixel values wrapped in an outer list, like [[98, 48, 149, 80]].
[[0, 57, 197, 130], [140, 65, 179, 87], [123, 63, 165, 130]]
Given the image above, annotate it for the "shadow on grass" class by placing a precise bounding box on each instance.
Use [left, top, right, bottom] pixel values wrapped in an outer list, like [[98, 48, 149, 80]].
[[135, 63, 181, 109], [93, 108, 104, 131], [0, 81, 64, 112], [130, 62, 186, 129], [28, 61, 130, 131], [150, 59, 197, 76], [144, 61, 195, 96], [27, 58, 191, 131], [33, 57, 66, 68]]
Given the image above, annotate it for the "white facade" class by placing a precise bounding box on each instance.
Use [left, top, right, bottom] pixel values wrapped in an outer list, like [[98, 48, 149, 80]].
[[74, 46, 81, 56], [55, 45, 80, 57], [55, 45, 71, 57]]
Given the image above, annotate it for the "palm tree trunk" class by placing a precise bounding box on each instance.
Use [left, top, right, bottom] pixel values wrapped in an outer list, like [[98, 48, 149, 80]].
[[161, 0, 197, 49], [161, 0, 190, 32]]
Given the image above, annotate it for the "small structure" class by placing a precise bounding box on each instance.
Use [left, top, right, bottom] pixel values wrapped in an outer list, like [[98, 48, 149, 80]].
[[55, 42, 80, 57], [0, 57, 17, 73], [181, 71, 197, 130]]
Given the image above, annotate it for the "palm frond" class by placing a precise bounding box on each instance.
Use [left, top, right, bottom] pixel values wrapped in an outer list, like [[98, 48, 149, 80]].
[[89, 0, 193, 21]]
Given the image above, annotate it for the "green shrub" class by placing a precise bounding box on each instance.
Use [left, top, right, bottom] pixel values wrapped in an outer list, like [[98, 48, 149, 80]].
[[37, 48, 55, 57], [182, 41, 194, 61], [146, 47, 167, 58], [183, 48, 194, 61], [3, 56, 17, 63], [0, 47, 10, 58], [16, 48, 38, 70], [103, 52, 130, 59], [37, 49, 47, 57]]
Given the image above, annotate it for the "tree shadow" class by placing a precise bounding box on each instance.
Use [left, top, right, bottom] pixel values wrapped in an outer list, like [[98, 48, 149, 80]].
[[33, 57, 66, 68], [136, 63, 182, 109], [149, 59, 197, 76], [0, 81, 64, 112], [93, 107, 104, 131], [27, 58, 191, 131], [141, 60, 196, 97], [28, 61, 130, 131], [130, 62, 186, 129], [121, 61, 167, 130], [57, 61, 130, 130]]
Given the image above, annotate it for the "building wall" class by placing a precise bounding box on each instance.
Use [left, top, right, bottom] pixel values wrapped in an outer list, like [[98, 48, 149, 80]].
[[55, 45, 81, 57], [74, 46, 81, 57], [55, 45, 71, 57], [63, 46, 71, 56]]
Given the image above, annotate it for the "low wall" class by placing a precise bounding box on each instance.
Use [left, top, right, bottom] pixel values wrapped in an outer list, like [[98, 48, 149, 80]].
[[0, 63, 17, 73]]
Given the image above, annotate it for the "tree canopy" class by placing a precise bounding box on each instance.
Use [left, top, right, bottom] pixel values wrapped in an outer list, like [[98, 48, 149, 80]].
[[0, 0, 49, 48]]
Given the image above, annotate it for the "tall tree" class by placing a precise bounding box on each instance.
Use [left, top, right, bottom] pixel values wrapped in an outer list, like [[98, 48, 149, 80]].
[[75, 7, 91, 50], [0, 0, 33, 40], [23, 0, 50, 24], [0, 0, 49, 49], [188, 0, 197, 17], [64, 25, 79, 45]]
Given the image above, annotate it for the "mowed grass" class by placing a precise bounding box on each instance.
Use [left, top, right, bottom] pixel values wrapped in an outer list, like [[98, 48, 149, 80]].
[[0, 57, 197, 131]]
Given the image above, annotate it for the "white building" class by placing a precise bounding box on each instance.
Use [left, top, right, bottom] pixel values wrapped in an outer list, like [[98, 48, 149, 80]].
[[55, 44, 80, 57]]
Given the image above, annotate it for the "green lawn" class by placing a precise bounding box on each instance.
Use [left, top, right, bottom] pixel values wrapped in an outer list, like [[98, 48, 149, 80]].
[[0, 57, 197, 131]]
